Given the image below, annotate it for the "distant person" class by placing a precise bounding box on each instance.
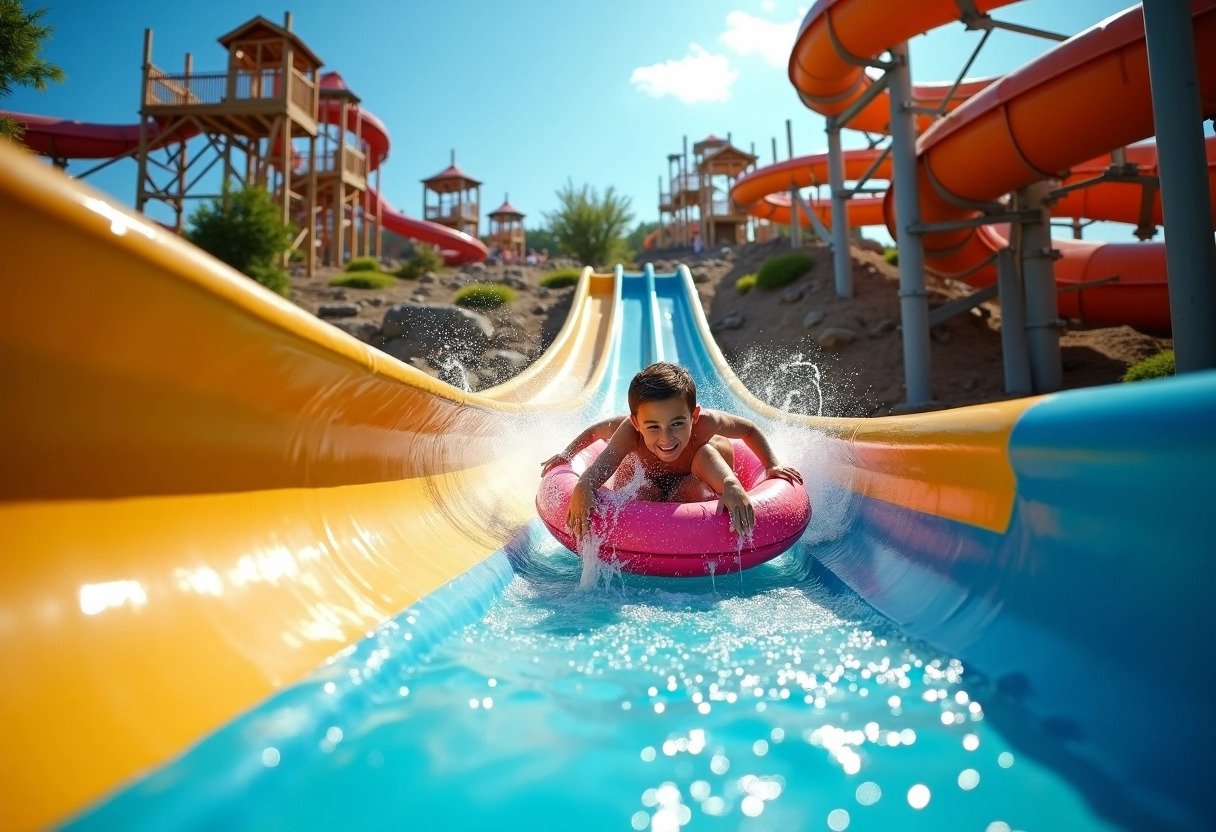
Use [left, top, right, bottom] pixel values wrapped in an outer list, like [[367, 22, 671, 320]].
[[692, 233, 703, 254]]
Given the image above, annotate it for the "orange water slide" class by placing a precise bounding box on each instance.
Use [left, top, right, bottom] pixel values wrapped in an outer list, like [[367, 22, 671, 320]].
[[784, 0, 1216, 331]]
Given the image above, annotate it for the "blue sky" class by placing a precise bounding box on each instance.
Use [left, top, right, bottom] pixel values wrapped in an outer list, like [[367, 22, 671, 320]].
[[5, 0, 1165, 244]]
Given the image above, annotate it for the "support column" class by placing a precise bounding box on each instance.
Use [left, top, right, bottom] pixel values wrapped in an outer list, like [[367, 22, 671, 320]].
[[789, 183, 802, 248], [827, 125, 852, 297], [887, 42, 932, 406], [1019, 182, 1062, 393], [1143, 0, 1216, 371], [995, 247, 1032, 395]]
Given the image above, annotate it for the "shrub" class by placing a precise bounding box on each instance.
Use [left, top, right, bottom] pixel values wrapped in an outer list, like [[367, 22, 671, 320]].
[[454, 283, 515, 309], [187, 181, 294, 295], [543, 179, 633, 267], [755, 253, 813, 290], [247, 264, 290, 297], [1122, 350, 1175, 382], [345, 256, 380, 272], [397, 242, 444, 280], [540, 268, 581, 289], [735, 273, 757, 294], [329, 272, 398, 290], [883, 247, 899, 266]]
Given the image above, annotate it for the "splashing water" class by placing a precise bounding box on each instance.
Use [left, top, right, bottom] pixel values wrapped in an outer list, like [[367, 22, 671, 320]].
[[436, 354, 472, 392], [577, 461, 650, 591]]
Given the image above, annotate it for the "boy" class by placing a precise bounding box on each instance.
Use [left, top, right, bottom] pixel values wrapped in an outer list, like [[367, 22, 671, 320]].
[[541, 362, 802, 539]]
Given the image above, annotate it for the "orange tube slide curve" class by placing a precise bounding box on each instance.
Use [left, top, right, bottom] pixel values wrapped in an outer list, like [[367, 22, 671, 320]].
[[784, 0, 1216, 332]]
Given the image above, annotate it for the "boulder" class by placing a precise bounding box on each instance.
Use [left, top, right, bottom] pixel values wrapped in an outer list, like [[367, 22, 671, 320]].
[[331, 319, 380, 343], [380, 302, 495, 362], [318, 303, 359, 318], [816, 327, 859, 350], [802, 310, 826, 328]]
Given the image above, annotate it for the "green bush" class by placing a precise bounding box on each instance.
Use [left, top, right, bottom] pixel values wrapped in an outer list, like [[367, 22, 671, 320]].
[[396, 242, 444, 280], [540, 268, 581, 289], [735, 273, 757, 294], [883, 247, 899, 266], [187, 181, 294, 287], [329, 272, 398, 290], [454, 283, 515, 309], [345, 256, 380, 272], [247, 264, 290, 297], [755, 253, 813, 290], [1122, 350, 1175, 382]]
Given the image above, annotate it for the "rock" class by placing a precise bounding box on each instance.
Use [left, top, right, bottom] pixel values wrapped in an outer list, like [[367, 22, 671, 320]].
[[498, 274, 528, 291], [532, 305, 547, 315], [816, 327, 858, 350], [331, 319, 380, 343], [779, 287, 805, 304], [802, 310, 826, 328], [807, 280, 822, 293], [692, 270, 711, 284], [461, 262, 487, 275], [868, 318, 896, 338], [318, 303, 359, 318], [536, 286, 550, 298], [380, 302, 495, 363], [366, 296, 385, 307], [714, 311, 745, 332], [481, 349, 530, 378], [420, 272, 437, 284], [331, 289, 348, 300]]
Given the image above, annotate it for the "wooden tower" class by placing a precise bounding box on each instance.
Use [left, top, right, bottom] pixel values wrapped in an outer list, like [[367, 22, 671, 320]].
[[694, 134, 756, 247], [134, 13, 321, 275], [422, 152, 481, 238], [315, 71, 380, 266], [487, 194, 525, 259]]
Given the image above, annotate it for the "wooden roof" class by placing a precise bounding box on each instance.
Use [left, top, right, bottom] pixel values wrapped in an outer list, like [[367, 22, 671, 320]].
[[217, 15, 323, 70], [423, 162, 482, 190], [489, 195, 523, 217], [700, 143, 758, 173], [319, 71, 360, 102]]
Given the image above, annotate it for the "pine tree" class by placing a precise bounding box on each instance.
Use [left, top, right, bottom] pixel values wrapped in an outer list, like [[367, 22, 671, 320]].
[[0, 1, 65, 140]]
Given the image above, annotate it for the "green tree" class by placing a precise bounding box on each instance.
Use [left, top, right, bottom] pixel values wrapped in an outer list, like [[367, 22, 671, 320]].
[[187, 181, 294, 296], [523, 226, 562, 258], [543, 179, 633, 268], [0, 1, 65, 140]]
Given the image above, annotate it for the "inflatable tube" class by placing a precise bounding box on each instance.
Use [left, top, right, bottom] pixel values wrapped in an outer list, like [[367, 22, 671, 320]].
[[536, 439, 811, 577]]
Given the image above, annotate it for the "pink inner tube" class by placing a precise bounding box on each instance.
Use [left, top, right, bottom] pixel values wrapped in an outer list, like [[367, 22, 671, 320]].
[[536, 439, 812, 577]]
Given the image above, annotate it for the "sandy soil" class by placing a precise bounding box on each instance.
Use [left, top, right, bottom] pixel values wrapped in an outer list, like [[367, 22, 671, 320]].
[[288, 239, 1171, 416]]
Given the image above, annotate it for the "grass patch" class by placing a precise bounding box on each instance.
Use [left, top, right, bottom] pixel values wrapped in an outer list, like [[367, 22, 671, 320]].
[[735, 273, 757, 295], [756, 253, 813, 290], [397, 243, 445, 280], [329, 272, 398, 290], [454, 283, 515, 309], [540, 268, 581, 289], [883, 247, 899, 267], [1122, 350, 1175, 382], [345, 256, 381, 272]]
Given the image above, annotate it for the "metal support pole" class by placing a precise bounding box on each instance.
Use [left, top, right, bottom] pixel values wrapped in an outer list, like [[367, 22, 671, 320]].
[[789, 183, 802, 248], [1019, 182, 1062, 393], [887, 42, 932, 406], [827, 125, 853, 297], [1143, 0, 1216, 371], [996, 247, 1032, 395]]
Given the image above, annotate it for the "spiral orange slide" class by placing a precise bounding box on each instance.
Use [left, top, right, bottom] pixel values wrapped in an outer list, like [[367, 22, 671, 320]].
[[731, 0, 1216, 332], [3, 72, 487, 265]]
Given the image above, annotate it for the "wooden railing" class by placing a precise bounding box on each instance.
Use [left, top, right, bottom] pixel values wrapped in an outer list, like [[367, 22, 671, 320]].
[[144, 64, 317, 114], [425, 203, 478, 221], [707, 199, 737, 217]]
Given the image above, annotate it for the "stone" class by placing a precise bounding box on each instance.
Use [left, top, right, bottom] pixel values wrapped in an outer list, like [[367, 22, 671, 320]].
[[420, 272, 437, 284], [815, 327, 858, 350], [318, 303, 359, 318], [532, 305, 547, 315], [461, 262, 487, 275], [331, 289, 348, 300], [714, 311, 745, 332], [331, 319, 380, 343], [366, 296, 385, 307], [868, 318, 896, 338], [801, 310, 826, 328], [779, 287, 805, 304], [481, 349, 531, 378], [536, 286, 550, 298], [380, 302, 495, 362]]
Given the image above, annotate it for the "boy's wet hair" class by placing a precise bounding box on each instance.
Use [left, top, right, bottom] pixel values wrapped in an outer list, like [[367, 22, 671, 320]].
[[628, 362, 697, 415]]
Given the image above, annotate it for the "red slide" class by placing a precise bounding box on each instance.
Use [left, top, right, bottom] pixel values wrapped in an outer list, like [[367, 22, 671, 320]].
[[2, 72, 486, 266], [732, 0, 1216, 332]]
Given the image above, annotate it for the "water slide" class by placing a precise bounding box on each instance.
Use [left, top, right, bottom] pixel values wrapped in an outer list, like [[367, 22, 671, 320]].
[[0, 72, 486, 266], [730, 1, 1216, 333], [3, 130, 1215, 831]]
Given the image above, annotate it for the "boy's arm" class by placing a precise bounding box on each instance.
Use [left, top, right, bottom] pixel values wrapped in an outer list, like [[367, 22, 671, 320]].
[[541, 416, 628, 474], [702, 411, 803, 484], [566, 421, 635, 540]]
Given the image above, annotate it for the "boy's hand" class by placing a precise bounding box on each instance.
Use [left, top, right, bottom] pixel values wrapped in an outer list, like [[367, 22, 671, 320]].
[[566, 482, 596, 540], [541, 453, 571, 475], [717, 477, 755, 536], [765, 465, 803, 485]]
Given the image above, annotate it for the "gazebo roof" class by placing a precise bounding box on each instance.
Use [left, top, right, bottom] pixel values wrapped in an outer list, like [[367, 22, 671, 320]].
[[701, 143, 758, 169], [319, 71, 359, 102], [217, 15, 323, 70], [693, 133, 728, 154], [489, 195, 523, 217], [423, 163, 481, 188]]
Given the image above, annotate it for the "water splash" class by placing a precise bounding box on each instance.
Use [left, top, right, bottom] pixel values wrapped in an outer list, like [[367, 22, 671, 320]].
[[577, 460, 650, 591], [436, 354, 472, 392]]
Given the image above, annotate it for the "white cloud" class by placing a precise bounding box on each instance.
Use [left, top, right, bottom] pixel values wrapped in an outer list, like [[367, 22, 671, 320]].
[[761, 0, 776, 10], [629, 45, 739, 104], [719, 10, 801, 67]]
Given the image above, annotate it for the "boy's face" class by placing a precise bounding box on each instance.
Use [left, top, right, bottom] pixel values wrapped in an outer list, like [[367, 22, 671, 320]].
[[630, 396, 700, 463]]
